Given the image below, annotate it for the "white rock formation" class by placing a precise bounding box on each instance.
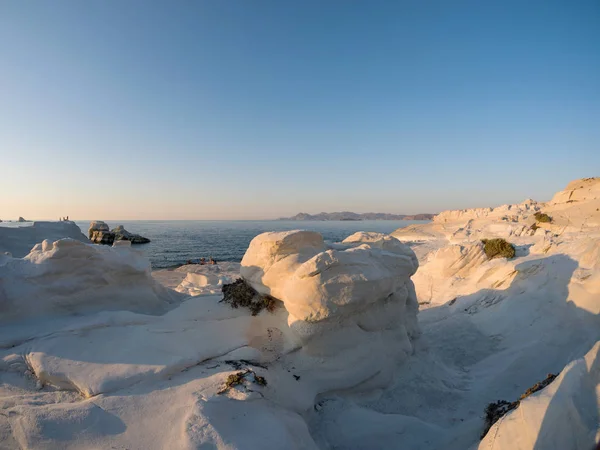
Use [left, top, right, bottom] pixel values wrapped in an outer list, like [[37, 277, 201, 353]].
[[480, 342, 600, 450], [152, 261, 242, 291], [0, 178, 598, 450], [372, 178, 600, 449], [0, 220, 89, 258], [549, 176, 600, 205], [176, 271, 233, 296], [241, 230, 418, 323], [239, 230, 421, 398], [0, 231, 421, 449], [0, 238, 180, 323], [433, 198, 540, 224]]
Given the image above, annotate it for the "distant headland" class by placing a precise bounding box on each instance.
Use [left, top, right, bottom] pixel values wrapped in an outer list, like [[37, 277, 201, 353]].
[[278, 212, 435, 221]]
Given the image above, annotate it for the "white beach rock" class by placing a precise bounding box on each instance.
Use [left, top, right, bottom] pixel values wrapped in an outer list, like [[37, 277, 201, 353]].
[[433, 198, 540, 224], [0, 221, 89, 258], [479, 342, 600, 450], [549, 176, 600, 204], [152, 261, 241, 290], [2, 177, 599, 450], [241, 230, 418, 323], [236, 230, 421, 403], [175, 272, 233, 296], [0, 238, 180, 323]]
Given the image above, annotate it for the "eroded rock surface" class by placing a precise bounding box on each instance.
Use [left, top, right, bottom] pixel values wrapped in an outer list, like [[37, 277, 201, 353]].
[[88, 221, 150, 245]]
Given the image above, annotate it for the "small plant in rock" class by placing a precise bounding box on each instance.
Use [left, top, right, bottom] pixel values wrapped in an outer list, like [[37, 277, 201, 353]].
[[534, 212, 552, 223], [480, 373, 557, 439], [217, 369, 268, 394], [530, 223, 539, 233], [519, 373, 556, 400], [221, 279, 280, 316], [253, 373, 267, 386], [481, 238, 516, 259], [481, 400, 519, 439], [224, 372, 245, 388]]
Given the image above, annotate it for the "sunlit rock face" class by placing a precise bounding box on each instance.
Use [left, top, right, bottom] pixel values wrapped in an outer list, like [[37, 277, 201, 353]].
[[241, 230, 419, 324], [0, 221, 89, 257], [0, 238, 180, 323]]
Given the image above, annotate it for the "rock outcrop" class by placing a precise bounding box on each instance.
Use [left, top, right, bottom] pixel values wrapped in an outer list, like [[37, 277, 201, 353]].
[[480, 342, 600, 450], [241, 230, 419, 323], [548, 177, 600, 205], [88, 220, 114, 244], [0, 230, 421, 447], [1, 178, 597, 450], [433, 198, 540, 224], [112, 225, 151, 244], [17, 217, 27, 222], [238, 230, 421, 406], [0, 238, 180, 323], [89, 231, 115, 245], [88, 220, 109, 236], [88, 221, 150, 245], [0, 221, 89, 258]]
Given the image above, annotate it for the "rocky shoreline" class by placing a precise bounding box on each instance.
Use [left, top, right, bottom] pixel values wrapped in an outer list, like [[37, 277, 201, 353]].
[[0, 178, 598, 449]]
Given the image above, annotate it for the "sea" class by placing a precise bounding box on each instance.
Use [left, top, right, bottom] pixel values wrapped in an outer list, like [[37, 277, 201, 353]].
[[70, 220, 428, 269]]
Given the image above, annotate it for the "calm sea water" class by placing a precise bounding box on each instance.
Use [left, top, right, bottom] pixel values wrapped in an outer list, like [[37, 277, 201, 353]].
[[68, 220, 426, 269]]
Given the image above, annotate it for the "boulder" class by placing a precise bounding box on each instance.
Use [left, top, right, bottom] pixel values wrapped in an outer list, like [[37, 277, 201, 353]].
[[241, 230, 418, 323], [88, 221, 110, 238], [88, 222, 150, 245], [90, 230, 115, 245], [112, 225, 150, 244], [240, 230, 421, 399]]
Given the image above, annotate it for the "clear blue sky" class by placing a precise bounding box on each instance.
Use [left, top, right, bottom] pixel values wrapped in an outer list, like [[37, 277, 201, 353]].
[[1, 0, 598, 219]]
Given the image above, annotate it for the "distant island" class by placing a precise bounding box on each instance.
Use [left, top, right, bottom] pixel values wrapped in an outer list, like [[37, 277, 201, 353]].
[[278, 212, 436, 221]]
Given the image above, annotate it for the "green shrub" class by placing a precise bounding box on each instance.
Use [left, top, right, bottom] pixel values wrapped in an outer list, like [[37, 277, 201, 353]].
[[481, 238, 516, 259], [534, 212, 552, 223], [530, 223, 539, 232]]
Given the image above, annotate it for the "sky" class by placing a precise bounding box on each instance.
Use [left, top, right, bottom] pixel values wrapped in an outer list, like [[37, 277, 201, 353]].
[[0, 0, 599, 220]]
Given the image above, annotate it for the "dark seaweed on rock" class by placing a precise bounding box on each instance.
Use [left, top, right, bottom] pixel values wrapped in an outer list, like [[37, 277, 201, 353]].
[[481, 373, 557, 439], [221, 278, 279, 316]]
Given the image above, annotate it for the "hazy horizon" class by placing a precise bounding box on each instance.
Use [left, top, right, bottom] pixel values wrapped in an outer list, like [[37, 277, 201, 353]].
[[1, 1, 598, 220], [0, 183, 565, 222]]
